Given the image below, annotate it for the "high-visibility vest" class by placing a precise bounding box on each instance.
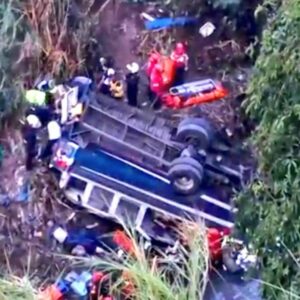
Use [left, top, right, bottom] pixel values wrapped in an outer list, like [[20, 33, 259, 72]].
[[25, 89, 47, 106]]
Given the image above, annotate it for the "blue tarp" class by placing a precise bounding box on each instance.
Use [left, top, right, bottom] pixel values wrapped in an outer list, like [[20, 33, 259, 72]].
[[145, 17, 198, 30]]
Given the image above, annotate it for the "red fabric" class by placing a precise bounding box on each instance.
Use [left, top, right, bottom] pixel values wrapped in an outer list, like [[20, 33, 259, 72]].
[[146, 53, 160, 77], [150, 65, 164, 94], [92, 271, 106, 284], [113, 230, 135, 254], [170, 51, 188, 68], [207, 228, 223, 261]]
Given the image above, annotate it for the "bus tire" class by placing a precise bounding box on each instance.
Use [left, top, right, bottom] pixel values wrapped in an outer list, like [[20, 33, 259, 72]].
[[168, 157, 204, 195], [176, 118, 214, 150]]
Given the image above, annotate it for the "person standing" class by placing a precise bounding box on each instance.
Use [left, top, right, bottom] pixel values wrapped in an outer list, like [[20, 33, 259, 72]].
[[125, 62, 140, 107], [39, 118, 62, 160], [23, 114, 42, 171], [146, 52, 159, 78], [149, 63, 164, 110], [70, 76, 92, 100], [170, 42, 189, 86]]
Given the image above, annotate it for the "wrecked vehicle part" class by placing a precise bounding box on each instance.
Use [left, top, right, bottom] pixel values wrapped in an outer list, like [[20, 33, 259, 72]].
[[70, 94, 246, 189], [50, 139, 235, 232]]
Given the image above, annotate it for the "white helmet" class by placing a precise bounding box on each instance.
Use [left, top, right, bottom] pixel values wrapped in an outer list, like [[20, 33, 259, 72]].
[[107, 68, 115, 76], [26, 114, 42, 129], [126, 62, 139, 74]]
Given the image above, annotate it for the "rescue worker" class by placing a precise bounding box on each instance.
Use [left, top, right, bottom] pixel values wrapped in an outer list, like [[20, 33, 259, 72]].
[[170, 42, 189, 86], [25, 89, 55, 107], [125, 62, 140, 107], [146, 52, 160, 78], [149, 63, 164, 110], [99, 68, 115, 95], [99, 57, 108, 73], [70, 76, 92, 101], [110, 79, 124, 100], [22, 114, 42, 171], [39, 118, 62, 160]]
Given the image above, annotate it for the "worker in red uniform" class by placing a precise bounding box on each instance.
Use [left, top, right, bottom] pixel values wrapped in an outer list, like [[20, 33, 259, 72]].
[[146, 52, 160, 77], [170, 42, 189, 86], [149, 63, 164, 110]]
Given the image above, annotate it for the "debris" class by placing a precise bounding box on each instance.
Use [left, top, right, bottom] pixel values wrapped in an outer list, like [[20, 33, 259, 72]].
[[141, 12, 155, 21], [199, 22, 216, 37], [145, 17, 198, 31]]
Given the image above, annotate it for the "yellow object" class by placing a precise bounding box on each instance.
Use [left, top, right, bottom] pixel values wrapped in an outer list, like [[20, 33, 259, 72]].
[[110, 80, 124, 99], [25, 89, 47, 106]]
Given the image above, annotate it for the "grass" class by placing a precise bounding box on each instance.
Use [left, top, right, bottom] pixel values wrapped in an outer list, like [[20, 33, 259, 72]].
[[0, 276, 37, 300], [74, 221, 210, 300]]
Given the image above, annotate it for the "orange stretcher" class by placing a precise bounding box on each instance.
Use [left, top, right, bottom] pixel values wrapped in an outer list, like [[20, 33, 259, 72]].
[[161, 79, 228, 109]]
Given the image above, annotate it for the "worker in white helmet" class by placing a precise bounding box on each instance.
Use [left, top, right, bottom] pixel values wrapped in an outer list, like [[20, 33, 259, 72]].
[[99, 68, 116, 95], [126, 62, 140, 107], [39, 117, 62, 161], [22, 114, 42, 170]]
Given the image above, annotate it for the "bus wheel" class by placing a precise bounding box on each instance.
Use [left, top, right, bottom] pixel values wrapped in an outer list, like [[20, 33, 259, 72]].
[[176, 118, 214, 150], [168, 157, 204, 195]]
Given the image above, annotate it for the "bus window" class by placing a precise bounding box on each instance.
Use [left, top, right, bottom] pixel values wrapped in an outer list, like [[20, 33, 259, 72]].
[[67, 176, 87, 191], [88, 186, 114, 213], [115, 198, 140, 224]]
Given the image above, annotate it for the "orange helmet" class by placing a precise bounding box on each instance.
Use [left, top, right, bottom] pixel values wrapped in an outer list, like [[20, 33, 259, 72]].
[[175, 42, 185, 55]]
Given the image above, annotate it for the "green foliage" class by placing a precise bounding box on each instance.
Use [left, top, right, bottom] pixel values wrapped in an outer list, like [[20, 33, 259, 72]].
[[80, 223, 209, 300], [0, 0, 36, 124], [0, 276, 37, 300], [206, 0, 241, 11], [236, 0, 300, 298]]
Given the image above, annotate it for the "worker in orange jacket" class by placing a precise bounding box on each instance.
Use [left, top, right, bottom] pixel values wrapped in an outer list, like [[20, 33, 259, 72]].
[[170, 42, 189, 86], [146, 52, 160, 77], [149, 63, 164, 110]]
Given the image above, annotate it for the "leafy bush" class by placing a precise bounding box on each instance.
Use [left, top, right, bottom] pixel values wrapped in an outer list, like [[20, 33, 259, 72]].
[[0, 1, 35, 124], [236, 0, 300, 298], [80, 222, 209, 300], [0, 276, 37, 300]]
